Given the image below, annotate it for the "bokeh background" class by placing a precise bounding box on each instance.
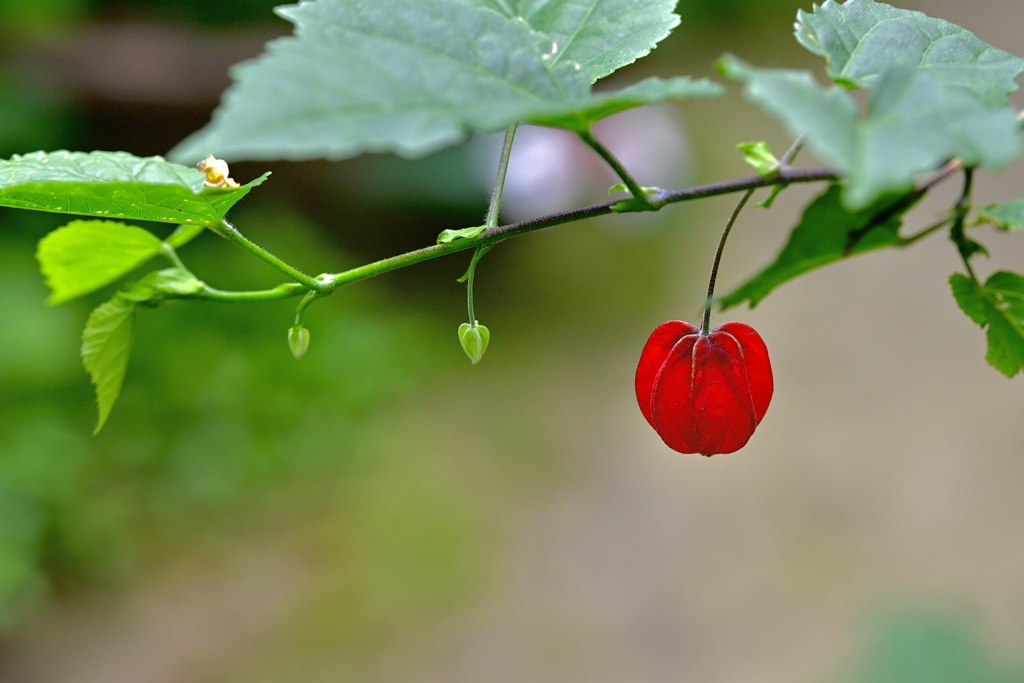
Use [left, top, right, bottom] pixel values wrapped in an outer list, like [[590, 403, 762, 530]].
[[0, 0, 1022, 681]]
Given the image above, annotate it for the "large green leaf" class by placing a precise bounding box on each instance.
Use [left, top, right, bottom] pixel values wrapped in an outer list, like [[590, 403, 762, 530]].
[[721, 185, 915, 309], [0, 151, 268, 227], [951, 271, 1024, 378], [719, 56, 1022, 208], [795, 0, 1024, 106], [170, 0, 714, 163], [81, 295, 138, 434], [37, 220, 164, 305], [465, 0, 680, 83]]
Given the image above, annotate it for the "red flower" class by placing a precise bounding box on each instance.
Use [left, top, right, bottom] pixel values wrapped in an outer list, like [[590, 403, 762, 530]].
[[635, 321, 773, 456]]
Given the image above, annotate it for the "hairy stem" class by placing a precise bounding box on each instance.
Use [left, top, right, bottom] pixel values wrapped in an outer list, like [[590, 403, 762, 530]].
[[467, 124, 517, 324], [578, 128, 656, 210], [164, 223, 206, 249], [196, 282, 305, 302], [217, 219, 327, 292], [486, 124, 517, 229]]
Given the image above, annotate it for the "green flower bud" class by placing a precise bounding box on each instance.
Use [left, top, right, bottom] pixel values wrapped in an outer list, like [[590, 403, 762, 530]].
[[458, 321, 490, 365], [288, 324, 311, 360]]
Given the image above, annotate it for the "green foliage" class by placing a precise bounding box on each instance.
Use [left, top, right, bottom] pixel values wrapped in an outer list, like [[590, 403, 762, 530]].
[[530, 76, 723, 131], [37, 220, 163, 305], [81, 268, 205, 432], [977, 200, 1024, 230], [170, 0, 717, 162], [736, 141, 779, 178], [837, 611, 1024, 683], [464, 0, 681, 83], [81, 295, 137, 434], [721, 185, 916, 308], [795, 0, 1024, 105], [438, 225, 487, 245], [950, 271, 1024, 377], [719, 55, 1022, 208], [0, 150, 268, 226], [0, 208, 448, 624]]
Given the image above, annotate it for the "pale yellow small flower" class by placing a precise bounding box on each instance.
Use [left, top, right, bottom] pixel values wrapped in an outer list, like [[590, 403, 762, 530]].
[[197, 155, 240, 189]]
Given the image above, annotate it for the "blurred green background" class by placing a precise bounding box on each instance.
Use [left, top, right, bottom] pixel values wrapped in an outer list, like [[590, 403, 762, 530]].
[[0, 0, 1023, 681]]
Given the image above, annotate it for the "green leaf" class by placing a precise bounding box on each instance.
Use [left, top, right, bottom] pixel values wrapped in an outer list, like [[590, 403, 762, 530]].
[[438, 225, 487, 244], [977, 199, 1024, 230], [721, 185, 916, 309], [719, 55, 1022, 208], [465, 0, 681, 83], [737, 141, 779, 178], [81, 295, 140, 434], [37, 220, 163, 305], [0, 150, 268, 227], [795, 0, 1024, 106], [137, 268, 205, 297], [530, 76, 722, 131], [950, 270, 1024, 377], [949, 273, 986, 326], [170, 0, 718, 162], [980, 271, 1024, 377], [609, 183, 659, 212]]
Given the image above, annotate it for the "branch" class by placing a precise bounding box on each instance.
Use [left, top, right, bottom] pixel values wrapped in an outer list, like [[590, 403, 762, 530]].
[[189, 165, 851, 302], [322, 166, 840, 290]]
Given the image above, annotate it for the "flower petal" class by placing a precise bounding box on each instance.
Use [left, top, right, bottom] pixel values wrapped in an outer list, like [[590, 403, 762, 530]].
[[634, 320, 698, 427], [716, 322, 773, 423], [691, 332, 757, 455]]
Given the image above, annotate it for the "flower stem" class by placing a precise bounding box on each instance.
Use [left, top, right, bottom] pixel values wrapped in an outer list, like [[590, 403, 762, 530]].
[[467, 124, 517, 324], [700, 189, 755, 335]]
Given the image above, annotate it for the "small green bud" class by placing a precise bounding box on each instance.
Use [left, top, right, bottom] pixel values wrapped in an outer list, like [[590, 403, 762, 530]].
[[288, 324, 310, 360], [437, 225, 487, 244], [458, 321, 490, 365], [737, 141, 780, 178]]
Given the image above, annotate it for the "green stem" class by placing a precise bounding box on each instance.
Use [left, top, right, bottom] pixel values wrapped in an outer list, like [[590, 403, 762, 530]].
[[898, 216, 954, 246], [164, 223, 206, 249], [294, 290, 320, 325], [320, 166, 840, 291], [486, 124, 517, 229], [217, 219, 327, 292], [578, 128, 656, 210], [160, 242, 196, 276], [465, 246, 490, 323], [780, 136, 805, 166], [466, 124, 517, 324], [700, 189, 755, 335], [195, 282, 305, 302], [950, 166, 981, 272]]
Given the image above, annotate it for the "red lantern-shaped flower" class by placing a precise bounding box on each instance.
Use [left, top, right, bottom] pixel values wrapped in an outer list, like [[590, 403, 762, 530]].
[[635, 321, 773, 456]]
